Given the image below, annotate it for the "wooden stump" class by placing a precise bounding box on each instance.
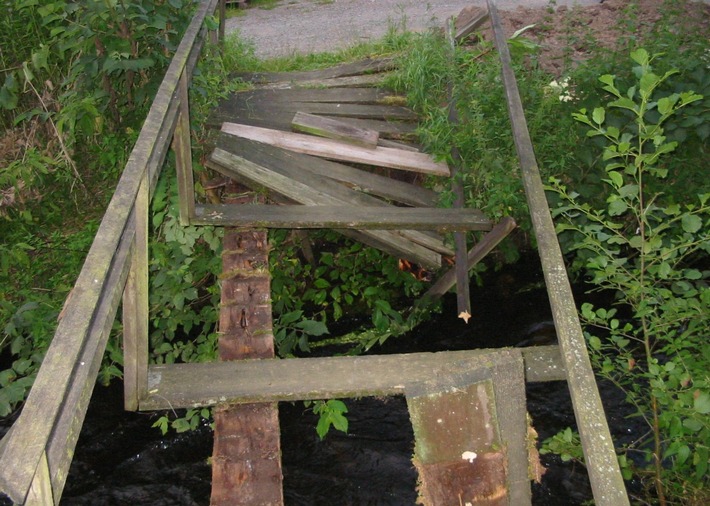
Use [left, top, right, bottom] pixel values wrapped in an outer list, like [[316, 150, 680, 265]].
[[210, 229, 284, 505]]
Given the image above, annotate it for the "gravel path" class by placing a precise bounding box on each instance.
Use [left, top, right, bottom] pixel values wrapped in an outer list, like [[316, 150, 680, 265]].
[[226, 0, 602, 59]]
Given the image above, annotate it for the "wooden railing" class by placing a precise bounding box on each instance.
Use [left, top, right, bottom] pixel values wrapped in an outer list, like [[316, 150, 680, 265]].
[[0, 1, 222, 503]]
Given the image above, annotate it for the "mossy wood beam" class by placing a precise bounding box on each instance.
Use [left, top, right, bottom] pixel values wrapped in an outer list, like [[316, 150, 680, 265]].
[[138, 346, 565, 410], [486, 0, 629, 503], [193, 204, 492, 232], [0, 1, 221, 503]]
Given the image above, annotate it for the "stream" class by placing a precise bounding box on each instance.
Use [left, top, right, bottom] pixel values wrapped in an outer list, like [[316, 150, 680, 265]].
[[12, 254, 642, 505]]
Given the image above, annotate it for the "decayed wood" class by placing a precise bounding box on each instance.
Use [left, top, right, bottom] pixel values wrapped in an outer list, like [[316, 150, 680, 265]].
[[292, 111, 380, 148], [194, 204, 492, 232], [406, 347, 529, 506], [139, 348, 547, 409], [208, 141, 448, 268], [211, 230, 283, 505], [256, 73, 391, 91], [234, 57, 395, 84], [487, 0, 629, 503], [418, 217, 517, 305], [222, 122, 450, 176]]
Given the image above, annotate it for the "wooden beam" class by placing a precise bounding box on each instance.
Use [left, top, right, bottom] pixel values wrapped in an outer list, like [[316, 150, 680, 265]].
[[486, 1, 629, 504], [292, 111, 379, 148], [234, 57, 396, 84], [222, 122, 450, 176], [418, 217, 517, 305], [138, 347, 564, 410], [194, 204, 492, 232]]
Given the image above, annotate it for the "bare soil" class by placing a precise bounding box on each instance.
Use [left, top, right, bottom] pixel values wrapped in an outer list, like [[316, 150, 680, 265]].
[[229, 0, 709, 75]]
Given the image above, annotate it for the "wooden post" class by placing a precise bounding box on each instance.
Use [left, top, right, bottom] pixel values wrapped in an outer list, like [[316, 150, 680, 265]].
[[210, 229, 284, 505], [406, 349, 530, 505], [123, 174, 149, 411], [173, 71, 196, 226]]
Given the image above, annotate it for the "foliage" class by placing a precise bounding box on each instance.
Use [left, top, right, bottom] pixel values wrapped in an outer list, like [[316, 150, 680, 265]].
[[311, 399, 349, 440], [547, 49, 709, 504], [269, 230, 427, 357]]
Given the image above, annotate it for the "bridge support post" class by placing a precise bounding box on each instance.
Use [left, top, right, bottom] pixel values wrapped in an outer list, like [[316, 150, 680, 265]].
[[210, 229, 284, 505]]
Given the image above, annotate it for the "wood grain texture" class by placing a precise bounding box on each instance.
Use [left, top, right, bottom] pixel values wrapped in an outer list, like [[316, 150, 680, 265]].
[[292, 111, 379, 147]]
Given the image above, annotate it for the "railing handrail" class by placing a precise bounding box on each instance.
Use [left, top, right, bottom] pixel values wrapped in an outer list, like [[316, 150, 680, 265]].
[[0, 1, 221, 503], [486, 0, 629, 504]]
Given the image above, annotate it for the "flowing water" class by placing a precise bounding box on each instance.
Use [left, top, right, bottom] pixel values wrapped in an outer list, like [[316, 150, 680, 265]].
[[12, 254, 641, 505]]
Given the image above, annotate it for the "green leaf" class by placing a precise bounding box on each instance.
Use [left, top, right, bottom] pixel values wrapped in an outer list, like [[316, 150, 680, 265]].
[[295, 319, 329, 337], [681, 214, 702, 233], [682, 418, 703, 432], [592, 107, 605, 125], [694, 392, 710, 414], [630, 48, 649, 66], [606, 171, 623, 189]]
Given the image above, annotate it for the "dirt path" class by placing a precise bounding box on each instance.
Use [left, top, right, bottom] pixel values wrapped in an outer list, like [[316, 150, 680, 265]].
[[226, 0, 602, 59]]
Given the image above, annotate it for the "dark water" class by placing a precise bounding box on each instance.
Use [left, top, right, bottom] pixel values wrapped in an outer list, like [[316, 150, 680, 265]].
[[49, 254, 639, 504]]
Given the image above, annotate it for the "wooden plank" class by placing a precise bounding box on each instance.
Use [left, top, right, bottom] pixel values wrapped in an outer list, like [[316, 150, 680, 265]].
[[140, 349, 517, 409], [454, 7, 489, 43], [418, 217, 517, 305], [486, 1, 629, 504], [194, 204, 492, 231], [222, 122, 450, 176], [174, 72, 196, 225], [214, 134, 450, 251], [292, 111, 379, 147], [228, 87, 390, 104], [234, 57, 396, 84], [208, 148, 444, 268], [256, 73, 391, 90]]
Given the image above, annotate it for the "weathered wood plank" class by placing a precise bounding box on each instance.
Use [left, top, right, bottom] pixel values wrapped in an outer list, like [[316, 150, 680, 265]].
[[418, 217, 517, 305], [454, 7, 489, 42], [233, 57, 395, 84], [487, 0, 629, 504], [255, 73, 391, 90], [222, 122, 450, 176], [208, 147, 444, 268], [140, 348, 535, 409], [213, 134, 451, 253], [194, 204, 492, 232], [292, 111, 380, 147]]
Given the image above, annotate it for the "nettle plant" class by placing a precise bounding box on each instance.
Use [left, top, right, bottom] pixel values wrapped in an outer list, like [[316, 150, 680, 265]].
[[548, 49, 709, 503]]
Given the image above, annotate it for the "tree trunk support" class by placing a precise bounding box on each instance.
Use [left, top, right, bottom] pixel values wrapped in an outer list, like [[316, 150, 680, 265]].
[[210, 229, 284, 505]]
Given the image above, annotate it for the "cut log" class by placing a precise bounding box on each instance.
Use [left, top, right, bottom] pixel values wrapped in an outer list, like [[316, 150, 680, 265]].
[[222, 122, 450, 176], [292, 111, 380, 148], [211, 230, 283, 506]]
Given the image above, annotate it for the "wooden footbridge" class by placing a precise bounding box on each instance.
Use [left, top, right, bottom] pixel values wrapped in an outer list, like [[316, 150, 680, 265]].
[[0, 1, 629, 504]]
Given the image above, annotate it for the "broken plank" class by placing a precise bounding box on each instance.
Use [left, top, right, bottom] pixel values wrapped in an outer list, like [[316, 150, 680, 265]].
[[418, 217, 517, 305], [214, 135, 451, 252], [194, 204, 492, 232], [256, 73, 391, 90], [208, 148, 444, 268], [233, 57, 396, 84], [292, 112, 379, 148], [222, 122, 450, 176]]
